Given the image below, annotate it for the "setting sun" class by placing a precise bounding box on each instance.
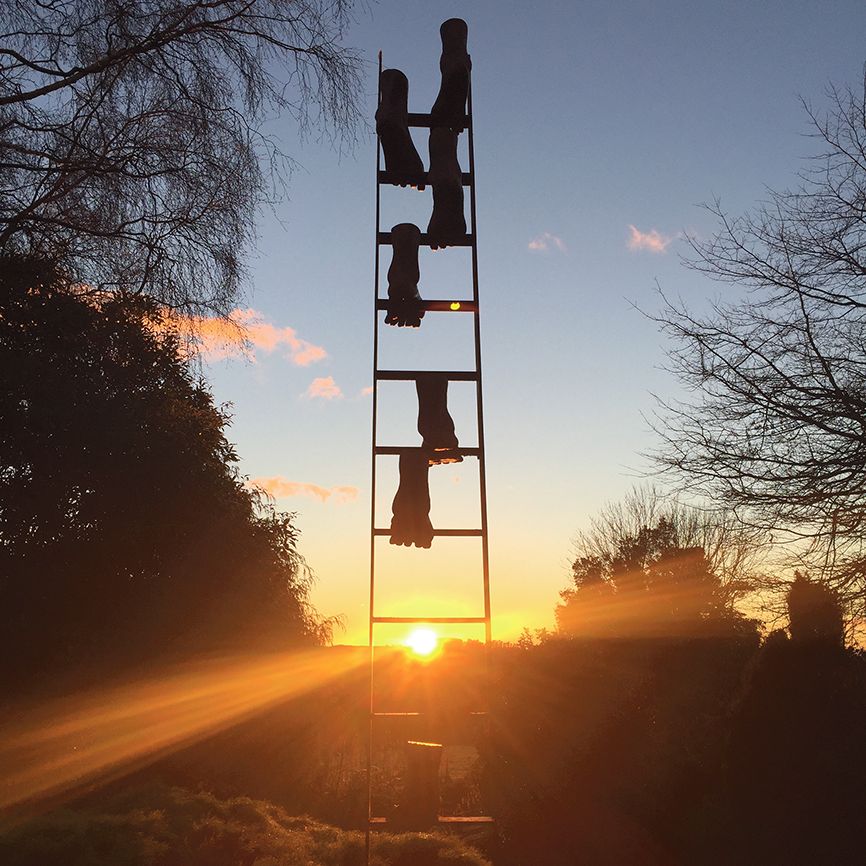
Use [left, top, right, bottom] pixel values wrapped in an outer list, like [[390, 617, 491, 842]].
[[404, 628, 439, 656]]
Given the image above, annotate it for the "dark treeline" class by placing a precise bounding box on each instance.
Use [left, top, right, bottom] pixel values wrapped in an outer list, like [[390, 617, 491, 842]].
[[0, 258, 330, 698]]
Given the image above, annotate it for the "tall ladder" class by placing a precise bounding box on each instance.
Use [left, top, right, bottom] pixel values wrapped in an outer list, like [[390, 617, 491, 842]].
[[366, 52, 493, 858]]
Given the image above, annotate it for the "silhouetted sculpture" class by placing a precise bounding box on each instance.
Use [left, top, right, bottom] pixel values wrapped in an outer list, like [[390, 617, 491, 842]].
[[390, 452, 434, 548], [426, 127, 466, 249], [385, 223, 424, 327], [417, 374, 462, 464], [394, 740, 443, 829], [430, 18, 471, 130], [376, 69, 424, 187]]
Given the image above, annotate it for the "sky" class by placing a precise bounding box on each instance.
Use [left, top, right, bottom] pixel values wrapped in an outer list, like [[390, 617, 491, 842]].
[[198, 0, 866, 645]]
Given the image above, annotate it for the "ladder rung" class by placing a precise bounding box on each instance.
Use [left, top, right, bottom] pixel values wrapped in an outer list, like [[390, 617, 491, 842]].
[[374, 446, 480, 457], [369, 816, 494, 827], [371, 616, 487, 624], [378, 231, 473, 247], [438, 816, 495, 824], [407, 112, 470, 128], [375, 370, 478, 382], [371, 711, 489, 718], [372, 711, 422, 717], [378, 170, 472, 187], [373, 528, 482, 537], [375, 299, 477, 313]]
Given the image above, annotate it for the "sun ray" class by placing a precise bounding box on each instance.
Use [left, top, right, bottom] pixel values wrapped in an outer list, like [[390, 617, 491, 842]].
[[0, 648, 365, 812]]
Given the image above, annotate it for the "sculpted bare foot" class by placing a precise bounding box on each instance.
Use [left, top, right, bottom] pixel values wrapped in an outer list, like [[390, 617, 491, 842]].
[[377, 69, 425, 189], [385, 223, 424, 327], [426, 127, 465, 250], [389, 452, 434, 548], [417, 374, 462, 465], [430, 19, 471, 131]]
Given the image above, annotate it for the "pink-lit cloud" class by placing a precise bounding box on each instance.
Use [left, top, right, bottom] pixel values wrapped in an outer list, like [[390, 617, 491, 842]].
[[170, 308, 327, 365], [360, 386, 374, 396], [528, 232, 567, 253], [249, 477, 359, 504], [305, 376, 343, 400], [627, 225, 675, 254]]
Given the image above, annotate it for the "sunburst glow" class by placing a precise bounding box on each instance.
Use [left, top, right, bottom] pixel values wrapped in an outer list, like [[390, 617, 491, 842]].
[[404, 628, 439, 656]]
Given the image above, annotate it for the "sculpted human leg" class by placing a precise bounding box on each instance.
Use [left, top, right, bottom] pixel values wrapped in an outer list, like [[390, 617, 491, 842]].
[[389, 452, 434, 549], [426, 127, 465, 250], [417, 374, 462, 465], [430, 19, 471, 131], [385, 223, 424, 327], [376, 69, 424, 187]]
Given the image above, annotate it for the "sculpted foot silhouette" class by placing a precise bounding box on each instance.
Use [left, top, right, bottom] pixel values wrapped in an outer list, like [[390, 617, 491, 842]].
[[390, 452, 434, 549], [430, 18, 471, 131], [426, 127, 466, 250], [385, 223, 424, 327], [377, 69, 425, 188], [417, 374, 462, 465]]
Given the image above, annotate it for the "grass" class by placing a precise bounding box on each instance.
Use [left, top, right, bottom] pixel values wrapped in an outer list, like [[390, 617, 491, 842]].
[[0, 784, 491, 866]]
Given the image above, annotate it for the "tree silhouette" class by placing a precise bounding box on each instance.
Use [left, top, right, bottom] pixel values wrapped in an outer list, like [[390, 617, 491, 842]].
[[557, 487, 760, 637], [0, 256, 329, 693], [651, 72, 866, 622], [723, 574, 865, 865], [0, 0, 361, 316], [786, 571, 844, 646]]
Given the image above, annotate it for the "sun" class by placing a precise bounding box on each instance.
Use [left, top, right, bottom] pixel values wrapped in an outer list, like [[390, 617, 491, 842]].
[[404, 628, 439, 657]]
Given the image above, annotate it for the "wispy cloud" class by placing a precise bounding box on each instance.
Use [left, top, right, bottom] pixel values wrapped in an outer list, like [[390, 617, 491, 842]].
[[170, 308, 327, 365], [360, 386, 374, 397], [627, 225, 675, 254], [249, 477, 359, 504], [305, 376, 343, 400], [528, 232, 567, 253]]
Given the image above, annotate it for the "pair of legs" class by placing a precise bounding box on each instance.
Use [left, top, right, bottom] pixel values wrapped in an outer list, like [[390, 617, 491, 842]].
[[376, 18, 470, 175], [389, 375, 462, 548], [427, 15, 472, 250]]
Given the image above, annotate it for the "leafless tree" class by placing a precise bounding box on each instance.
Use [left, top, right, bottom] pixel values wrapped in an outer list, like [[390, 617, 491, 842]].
[[0, 0, 362, 316], [651, 70, 866, 619]]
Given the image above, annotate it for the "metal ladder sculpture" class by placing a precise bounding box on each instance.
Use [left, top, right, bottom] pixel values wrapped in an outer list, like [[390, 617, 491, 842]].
[[366, 40, 493, 859]]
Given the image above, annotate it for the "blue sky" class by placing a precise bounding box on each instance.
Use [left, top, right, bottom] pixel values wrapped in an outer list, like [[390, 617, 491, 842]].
[[200, 0, 866, 643]]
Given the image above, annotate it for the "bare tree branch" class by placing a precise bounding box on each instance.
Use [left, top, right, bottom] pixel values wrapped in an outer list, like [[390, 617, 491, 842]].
[[0, 0, 363, 316], [649, 69, 866, 621]]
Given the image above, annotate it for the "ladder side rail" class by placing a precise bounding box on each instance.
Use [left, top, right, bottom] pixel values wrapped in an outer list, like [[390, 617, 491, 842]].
[[467, 78, 493, 649], [467, 76, 495, 742], [366, 50, 384, 861]]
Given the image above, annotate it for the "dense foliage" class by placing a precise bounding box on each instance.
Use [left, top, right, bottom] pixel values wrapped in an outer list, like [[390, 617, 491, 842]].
[[0, 257, 326, 693]]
